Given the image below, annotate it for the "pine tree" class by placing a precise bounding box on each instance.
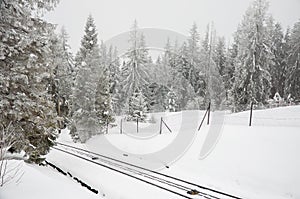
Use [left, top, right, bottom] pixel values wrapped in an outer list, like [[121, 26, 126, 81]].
[[95, 67, 114, 126], [0, 0, 59, 163], [71, 15, 103, 142], [268, 22, 288, 98], [127, 89, 148, 122], [119, 20, 150, 112], [186, 23, 203, 94], [144, 82, 170, 112], [286, 20, 300, 101], [200, 23, 225, 109], [49, 27, 74, 129], [110, 47, 122, 115], [199, 24, 211, 106], [214, 37, 227, 78], [231, 0, 273, 111], [158, 38, 173, 87], [165, 89, 178, 112], [224, 38, 238, 108]]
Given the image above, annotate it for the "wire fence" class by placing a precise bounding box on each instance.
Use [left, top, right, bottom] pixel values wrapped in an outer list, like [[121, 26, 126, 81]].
[[105, 103, 300, 136], [107, 113, 178, 137], [221, 103, 300, 127]]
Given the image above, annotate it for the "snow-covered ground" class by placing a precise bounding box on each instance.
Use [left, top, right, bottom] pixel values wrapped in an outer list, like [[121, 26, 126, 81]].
[[0, 160, 100, 199], [1, 106, 300, 199]]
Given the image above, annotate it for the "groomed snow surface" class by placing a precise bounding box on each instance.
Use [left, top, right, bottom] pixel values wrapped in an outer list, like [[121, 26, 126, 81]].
[[1, 106, 300, 199]]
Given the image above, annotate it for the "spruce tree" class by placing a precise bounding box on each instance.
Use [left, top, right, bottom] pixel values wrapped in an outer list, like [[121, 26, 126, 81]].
[[231, 0, 273, 111], [165, 89, 178, 112], [214, 37, 227, 78], [186, 23, 203, 94], [200, 24, 225, 109], [286, 20, 300, 101], [119, 20, 150, 112], [49, 27, 74, 130], [0, 0, 59, 163], [95, 46, 115, 126], [71, 15, 104, 142], [110, 47, 122, 115], [268, 22, 287, 98], [127, 89, 148, 122]]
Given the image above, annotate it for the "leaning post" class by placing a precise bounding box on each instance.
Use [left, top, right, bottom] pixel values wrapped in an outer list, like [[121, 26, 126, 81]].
[[207, 102, 211, 125]]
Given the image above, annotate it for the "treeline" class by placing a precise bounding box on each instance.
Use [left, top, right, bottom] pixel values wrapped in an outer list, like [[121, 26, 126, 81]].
[[1, 0, 300, 162]]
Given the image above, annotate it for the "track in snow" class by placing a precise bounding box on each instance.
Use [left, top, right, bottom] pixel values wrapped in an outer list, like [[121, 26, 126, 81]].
[[52, 142, 243, 199]]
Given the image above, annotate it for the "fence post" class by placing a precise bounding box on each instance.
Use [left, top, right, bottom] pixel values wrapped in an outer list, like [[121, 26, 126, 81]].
[[198, 108, 208, 131], [106, 119, 109, 134], [159, 117, 163, 134], [136, 118, 139, 133], [162, 119, 172, 133], [120, 119, 123, 134], [249, 102, 253, 126], [207, 102, 211, 125]]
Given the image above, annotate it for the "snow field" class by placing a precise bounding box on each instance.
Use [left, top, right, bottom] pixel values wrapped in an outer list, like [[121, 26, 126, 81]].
[[2, 106, 300, 199]]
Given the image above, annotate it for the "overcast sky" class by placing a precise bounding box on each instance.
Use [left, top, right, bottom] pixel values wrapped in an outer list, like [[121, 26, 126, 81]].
[[44, 0, 300, 53]]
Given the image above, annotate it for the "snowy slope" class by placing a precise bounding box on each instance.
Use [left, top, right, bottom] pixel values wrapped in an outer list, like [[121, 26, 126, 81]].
[[0, 160, 101, 199], [168, 106, 300, 199], [2, 106, 300, 199]]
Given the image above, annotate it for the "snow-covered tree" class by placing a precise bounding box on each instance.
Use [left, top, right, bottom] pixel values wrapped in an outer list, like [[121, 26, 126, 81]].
[[200, 24, 225, 109], [186, 23, 203, 94], [0, 0, 59, 163], [164, 39, 197, 110], [71, 15, 105, 142], [127, 89, 148, 122], [285, 20, 300, 101], [95, 59, 115, 126], [156, 39, 173, 87], [49, 27, 74, 129], [144, 82, 169, 112], [224, 36, 239, 107], [231, 0, 273, 111], [267, 21, 288, 98], [71, 50, 99, 142], [106, 46, 122, 114], [119, 20, 150, 111], [214, 37, 227, 78], [165, 89, 178, 112]]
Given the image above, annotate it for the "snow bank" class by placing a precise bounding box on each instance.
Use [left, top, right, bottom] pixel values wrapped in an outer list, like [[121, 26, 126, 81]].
[[2, 106, 299, 199], [0, 160, 101, 199]]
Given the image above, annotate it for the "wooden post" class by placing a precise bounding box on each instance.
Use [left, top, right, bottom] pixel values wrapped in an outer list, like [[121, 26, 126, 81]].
[[207, 102, 211, 125], [106, 119, 109, 134], [120, 119, 123, 134], [198, 108, 208, 131], [162, 119, 172, 133], [159, 117, 163, 134], [249, 102, 253, 126], [136, 118, 139, 133], [57, 97, 61, 134]]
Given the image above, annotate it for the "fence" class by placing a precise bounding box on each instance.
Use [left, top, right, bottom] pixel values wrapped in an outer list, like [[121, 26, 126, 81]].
[[105, 102, 300, 136], [105, 113, 176, 137], [215, 103, 300, 127]]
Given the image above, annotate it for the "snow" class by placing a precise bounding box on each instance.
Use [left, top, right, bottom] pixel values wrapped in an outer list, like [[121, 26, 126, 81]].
[[1, 105, 300, 199], [0, 160, 100, 199], [88, 26, 94, 31]]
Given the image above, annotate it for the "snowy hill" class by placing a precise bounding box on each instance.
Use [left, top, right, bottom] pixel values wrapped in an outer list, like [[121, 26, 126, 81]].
[[0, 160, 101, 199], [1, 106, 300, 199]]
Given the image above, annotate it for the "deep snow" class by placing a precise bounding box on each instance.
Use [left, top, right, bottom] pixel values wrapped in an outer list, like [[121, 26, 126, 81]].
[[1, 105, 300, 199]]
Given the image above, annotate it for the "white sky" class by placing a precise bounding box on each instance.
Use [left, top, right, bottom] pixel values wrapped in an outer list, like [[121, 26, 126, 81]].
[[44, 0, 300, 53]]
